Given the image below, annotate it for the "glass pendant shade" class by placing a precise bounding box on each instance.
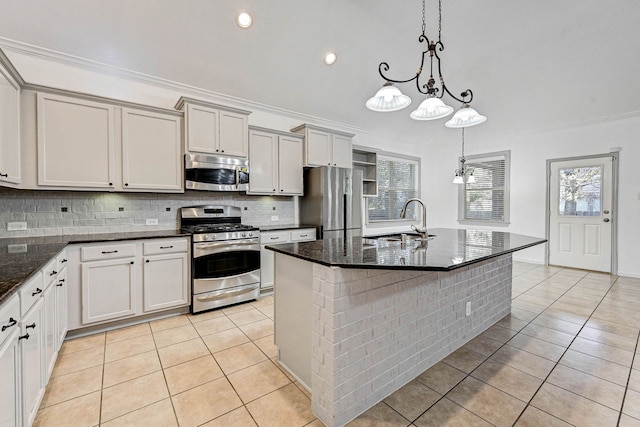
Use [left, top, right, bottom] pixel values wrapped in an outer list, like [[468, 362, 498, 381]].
[[445, 105, 487, 128], [410, 96, 454, 120], [466, 173, 476, 183], [365, 83, 412, 112], [452, 173, 464, 184]]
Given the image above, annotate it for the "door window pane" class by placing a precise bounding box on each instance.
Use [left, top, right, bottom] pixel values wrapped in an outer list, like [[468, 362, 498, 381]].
[[558, 166, 602, 216]]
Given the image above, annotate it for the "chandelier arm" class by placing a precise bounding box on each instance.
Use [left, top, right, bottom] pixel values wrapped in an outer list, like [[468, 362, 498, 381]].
[[441, 84, 474, 104], [378, 62, 421, 85]]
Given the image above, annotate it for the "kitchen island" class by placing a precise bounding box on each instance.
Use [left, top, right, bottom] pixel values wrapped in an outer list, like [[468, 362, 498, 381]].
[[267, 228, 546, 427]]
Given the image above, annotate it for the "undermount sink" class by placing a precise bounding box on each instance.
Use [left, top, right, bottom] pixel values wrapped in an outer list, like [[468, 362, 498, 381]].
[[371, 233, 436, 243]]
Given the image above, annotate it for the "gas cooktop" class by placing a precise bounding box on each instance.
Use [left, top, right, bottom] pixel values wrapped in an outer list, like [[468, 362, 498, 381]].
[[182, 223, 257, 234]]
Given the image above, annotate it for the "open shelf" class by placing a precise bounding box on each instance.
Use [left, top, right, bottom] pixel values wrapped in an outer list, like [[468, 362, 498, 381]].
[[352, 147, 378, 197]]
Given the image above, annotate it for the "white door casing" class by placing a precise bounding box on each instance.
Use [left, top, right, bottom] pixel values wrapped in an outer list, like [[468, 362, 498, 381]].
[[548, 155, 614, 272]]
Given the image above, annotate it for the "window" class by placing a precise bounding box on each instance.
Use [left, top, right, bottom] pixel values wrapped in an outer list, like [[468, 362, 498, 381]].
[[367, 153, 420, 223], [458, 151, 510, 225]]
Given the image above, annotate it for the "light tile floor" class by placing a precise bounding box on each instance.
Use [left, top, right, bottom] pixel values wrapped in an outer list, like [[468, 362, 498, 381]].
[[34, 262, 640, 426]]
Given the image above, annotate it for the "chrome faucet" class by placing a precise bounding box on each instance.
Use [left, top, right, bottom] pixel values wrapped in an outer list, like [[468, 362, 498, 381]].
[[400, 198, 428, 239]]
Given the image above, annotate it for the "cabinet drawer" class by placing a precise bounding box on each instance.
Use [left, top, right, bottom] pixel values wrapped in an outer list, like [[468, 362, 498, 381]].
[[143, 239, 189, 255], [291, 228, 316, 242], [260, 231, 291, 244], [81, 243, 136, 261], [43, 258, 58, 286], [19, 271, 44, 316], [57, 249, 68, 272], [0, 294, 20, 346]]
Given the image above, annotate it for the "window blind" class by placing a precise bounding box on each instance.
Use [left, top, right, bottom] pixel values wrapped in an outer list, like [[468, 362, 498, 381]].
[[368, 157, 418, 222], [461, 153, 509, 223]]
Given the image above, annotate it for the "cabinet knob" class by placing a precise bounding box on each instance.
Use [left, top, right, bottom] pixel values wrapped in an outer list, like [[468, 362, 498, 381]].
[[50, 270, 57, 276], [216, 149, 219, 152], [61, 259, 68, 263], [1, 317, 17, 332], [145, 259, 150, 263], [130, 261, 134, 264], [0, 173, 7, 178], [221, 150, 225, 153], [32, 288, 42, 297], [109, 182, 113, 186], [124, 183, 129, 187]]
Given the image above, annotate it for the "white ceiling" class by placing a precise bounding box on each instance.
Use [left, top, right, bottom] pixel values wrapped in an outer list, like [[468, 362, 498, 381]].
[[1, 0, 639, 146]]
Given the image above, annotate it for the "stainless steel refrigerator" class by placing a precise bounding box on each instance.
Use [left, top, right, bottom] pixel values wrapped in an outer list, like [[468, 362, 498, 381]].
[[300, 167, 363, 239]]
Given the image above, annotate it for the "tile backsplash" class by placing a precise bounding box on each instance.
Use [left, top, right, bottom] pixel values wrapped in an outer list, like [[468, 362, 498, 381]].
[[0, 188, 296, 238]]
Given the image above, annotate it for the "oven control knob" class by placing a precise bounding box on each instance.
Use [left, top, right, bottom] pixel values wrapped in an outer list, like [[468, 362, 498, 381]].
[[248, 232, 253, 237], [242, 232, 246, 237]]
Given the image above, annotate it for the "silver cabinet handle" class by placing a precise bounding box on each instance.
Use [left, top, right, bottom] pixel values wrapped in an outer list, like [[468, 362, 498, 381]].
[[160, 245, 174, 249]]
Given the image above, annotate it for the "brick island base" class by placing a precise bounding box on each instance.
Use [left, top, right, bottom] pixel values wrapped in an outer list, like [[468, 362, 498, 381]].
[[274, 253, 513, 427]]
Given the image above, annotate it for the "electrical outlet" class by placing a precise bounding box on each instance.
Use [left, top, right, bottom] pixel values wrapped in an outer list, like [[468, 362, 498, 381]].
[[7, 222, 27, 231], [146, 218, 158, 226], [465, 301, 471, 317], [271, 215, 279, 221]]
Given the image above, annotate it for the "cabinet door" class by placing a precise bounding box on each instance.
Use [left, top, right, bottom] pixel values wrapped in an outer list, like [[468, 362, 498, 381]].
[[143, 253, 189, 312], [121, 108, 182, 191], [332, 134, 353, 168], [185, 103, 219, 154], [55, 269, 68, 350], [305, 128, 332, 167], [260, 245, 275, 290], [278, 135, 303, 195], [81, 258, 136, 324], [248, 130, 277, 194], [219, 110, 248, 157], [20, 299, 45, 427], [0, 330, 20, 427], [43, 283, 57, 381], [0, 65, 20, 185], [37, 93, 116, 188]]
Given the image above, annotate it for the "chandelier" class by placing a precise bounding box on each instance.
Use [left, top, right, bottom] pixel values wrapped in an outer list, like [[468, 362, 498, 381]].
[[365, 0, 486, 128], [453, 128, 475, 184]]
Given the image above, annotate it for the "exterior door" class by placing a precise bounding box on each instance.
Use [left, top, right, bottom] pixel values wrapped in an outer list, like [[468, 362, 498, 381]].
[[548, 155, 614, 272]]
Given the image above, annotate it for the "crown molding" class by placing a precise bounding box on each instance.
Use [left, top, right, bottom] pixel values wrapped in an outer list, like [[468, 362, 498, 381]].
[[0, 37, 366, 135]]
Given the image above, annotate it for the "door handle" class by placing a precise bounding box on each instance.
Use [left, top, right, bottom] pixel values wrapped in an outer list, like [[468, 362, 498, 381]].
[[603, 218, 610, 222]]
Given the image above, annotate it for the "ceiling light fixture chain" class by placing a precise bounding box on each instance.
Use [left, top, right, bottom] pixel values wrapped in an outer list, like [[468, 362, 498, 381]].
[[453, 127, 475, 184], [366, 0, 486, 126]]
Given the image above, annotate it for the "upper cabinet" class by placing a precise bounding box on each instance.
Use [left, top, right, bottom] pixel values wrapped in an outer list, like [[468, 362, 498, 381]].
[[291, 124, 354, 168], [0, 58, 21, 186], [121, 108, 182, 191], [248, 126, 304, 195], [176, 97, 251, 158], [36, 92, 183, 192], [37, 93, 117, 189]]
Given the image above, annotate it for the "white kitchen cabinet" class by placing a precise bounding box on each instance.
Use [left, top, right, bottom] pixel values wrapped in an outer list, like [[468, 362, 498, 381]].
[[248, 127, 304, 196], [43, 281, 56, 381], [291, 124, 354, 168], [121, 108, 182, 191], [143, 239, 189, 312], [37, 92, 116, 189], [177, 97, 251, 158], [19, 297, 44, 427], [36, 92, 183, 192], [0, 59, 21, 186], [0, 324, 20, 427], [82, 256, 137, 325], [259, 228, 316, 291], [54, 268, 68, 350]]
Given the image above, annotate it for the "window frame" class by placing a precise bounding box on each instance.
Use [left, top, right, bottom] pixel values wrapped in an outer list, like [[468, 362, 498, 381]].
[[365, 149, 422, 228], [457, 150, 511, 226]]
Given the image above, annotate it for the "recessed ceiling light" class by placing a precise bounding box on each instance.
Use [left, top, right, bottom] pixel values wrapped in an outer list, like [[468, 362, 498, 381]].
[[325, 52, 337, 65], [237, 12, 252, 28]]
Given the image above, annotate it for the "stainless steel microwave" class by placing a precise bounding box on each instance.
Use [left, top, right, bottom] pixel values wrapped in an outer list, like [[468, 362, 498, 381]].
[[185, 154, 249, 191]]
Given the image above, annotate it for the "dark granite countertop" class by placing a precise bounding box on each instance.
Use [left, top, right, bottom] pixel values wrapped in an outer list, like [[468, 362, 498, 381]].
[[0, 230, 189, 305], [266, 228, 546, 271], [258, 224, 318, 232]]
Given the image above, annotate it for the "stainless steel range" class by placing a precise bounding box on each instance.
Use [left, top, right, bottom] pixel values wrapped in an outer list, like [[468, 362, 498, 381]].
[[180, 205, 260, 313]]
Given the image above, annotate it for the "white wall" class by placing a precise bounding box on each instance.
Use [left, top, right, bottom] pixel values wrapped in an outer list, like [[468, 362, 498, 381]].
[[423, 114, 640, 277]]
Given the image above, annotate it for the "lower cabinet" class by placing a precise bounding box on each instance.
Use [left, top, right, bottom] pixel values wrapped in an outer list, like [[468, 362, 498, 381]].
[[69, 237, 190, 329], [260, 228, 316, 291], [19, 298, 44, 427], [0, 295, 21, 427]]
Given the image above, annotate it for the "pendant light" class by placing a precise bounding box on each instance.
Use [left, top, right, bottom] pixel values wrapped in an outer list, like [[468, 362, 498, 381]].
[[365, 0, 486, 126], [453, 128, 475, 184], [445, 104, 487, 128]]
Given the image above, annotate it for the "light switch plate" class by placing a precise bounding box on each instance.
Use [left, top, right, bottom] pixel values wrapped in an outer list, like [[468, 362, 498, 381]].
[[271, 215, 279, 221]]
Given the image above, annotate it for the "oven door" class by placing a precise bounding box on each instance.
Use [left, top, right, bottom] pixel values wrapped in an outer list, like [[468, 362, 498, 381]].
[[192, 240, 260, 294]]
